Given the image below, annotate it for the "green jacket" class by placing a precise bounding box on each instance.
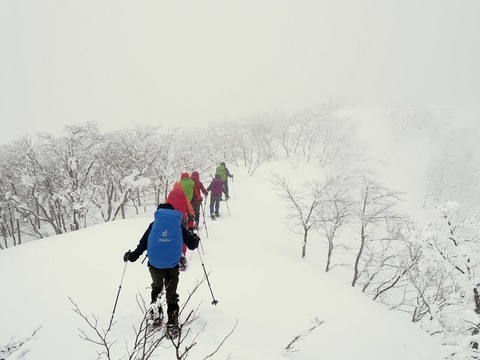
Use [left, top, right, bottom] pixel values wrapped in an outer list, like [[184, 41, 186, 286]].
[[215, 165, 227, 182], [215, 165, 232, 182], [180, 177, 195, 201]]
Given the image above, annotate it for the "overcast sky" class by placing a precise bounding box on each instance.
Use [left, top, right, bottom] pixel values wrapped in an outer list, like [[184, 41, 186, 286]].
[[1, 0, 479, 144]]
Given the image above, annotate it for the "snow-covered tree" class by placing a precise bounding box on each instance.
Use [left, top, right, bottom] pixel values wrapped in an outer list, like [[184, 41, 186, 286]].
[[312, 171, 355, 272], [91, 126, 159, 221], [406, 201, 480, 356], [425, 125, 480, 218], [231, 113, 279, 175], [350, 175, 406, 289], [273, 174, 319, 259]]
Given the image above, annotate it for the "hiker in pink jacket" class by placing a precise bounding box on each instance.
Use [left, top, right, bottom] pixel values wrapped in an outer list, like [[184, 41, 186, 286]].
[[207, 175, 224, 219]]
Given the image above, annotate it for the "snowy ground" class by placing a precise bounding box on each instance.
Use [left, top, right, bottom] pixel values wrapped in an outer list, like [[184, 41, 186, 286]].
[[0, 162, 445, 360]]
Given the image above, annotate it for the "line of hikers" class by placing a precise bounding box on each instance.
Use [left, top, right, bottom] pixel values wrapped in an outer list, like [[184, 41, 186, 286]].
[[123, 161, 233, 337], [168, 162, 234, 227]]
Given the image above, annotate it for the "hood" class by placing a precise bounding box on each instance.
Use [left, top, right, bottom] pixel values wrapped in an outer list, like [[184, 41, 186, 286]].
[[173, 182, 183, 190], [191, 171, 200, 181], [157, 203, 174, 210], [180, 172, 190, 179]]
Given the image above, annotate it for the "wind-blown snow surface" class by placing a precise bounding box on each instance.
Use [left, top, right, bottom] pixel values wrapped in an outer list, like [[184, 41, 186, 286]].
[[0, 163, 444, 359]]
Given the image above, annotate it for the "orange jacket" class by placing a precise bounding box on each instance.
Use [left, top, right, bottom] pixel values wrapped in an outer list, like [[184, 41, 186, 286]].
[[166, 182, 194, 219]]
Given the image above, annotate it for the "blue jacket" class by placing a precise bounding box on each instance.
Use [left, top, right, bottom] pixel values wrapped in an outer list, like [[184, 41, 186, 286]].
[[129, 209, 200, 269]]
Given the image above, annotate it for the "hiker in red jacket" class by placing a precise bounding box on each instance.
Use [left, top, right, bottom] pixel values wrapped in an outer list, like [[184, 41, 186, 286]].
[[191, 171, 208, 227]]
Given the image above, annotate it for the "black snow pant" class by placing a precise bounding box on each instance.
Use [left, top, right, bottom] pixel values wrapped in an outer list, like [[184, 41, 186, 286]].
[[148, 266, 180, 307], [192, 201, 201, 224], [223, 180, 229, 198]]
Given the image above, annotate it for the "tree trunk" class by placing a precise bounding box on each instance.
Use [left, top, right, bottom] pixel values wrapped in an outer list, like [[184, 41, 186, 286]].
[[72, 209, 80, 231], [36, 202, 41, 228], [325, 236, 333, 272], [352, 224, 366, 287], [8, 206, 16, 246], [1, 222, 8, 248], [16, 212, 21, 245], [135, 188, 140, 215], [302, 227, 308, 259]]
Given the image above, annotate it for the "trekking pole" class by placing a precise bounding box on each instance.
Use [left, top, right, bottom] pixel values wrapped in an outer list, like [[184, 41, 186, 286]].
[[200, 201, 209, 238], [195, 225, 205, 255], [108, 259, 128, 331], [232, 177, 235, 198], [196, 249, 218, 305], [225, 198, 230, 216]]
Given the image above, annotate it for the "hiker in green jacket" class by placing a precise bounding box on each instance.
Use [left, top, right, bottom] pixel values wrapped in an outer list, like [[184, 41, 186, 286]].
[[180, 173, 195, 203], [215, 162, 233, 200], [179, 172, 196, 230]]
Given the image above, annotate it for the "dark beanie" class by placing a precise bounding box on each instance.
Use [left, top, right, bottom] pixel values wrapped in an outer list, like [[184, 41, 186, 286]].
[[157, 203, 174, 210]]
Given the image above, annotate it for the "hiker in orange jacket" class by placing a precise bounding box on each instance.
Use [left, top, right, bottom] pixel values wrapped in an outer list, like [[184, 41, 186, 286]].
[[166, 182, 195, 269]]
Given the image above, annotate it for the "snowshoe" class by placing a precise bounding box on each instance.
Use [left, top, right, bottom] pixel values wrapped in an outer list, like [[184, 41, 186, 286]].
[[165, 323, 179, 339], [151, 316, 163, 328], [147, 305, 164, 331]]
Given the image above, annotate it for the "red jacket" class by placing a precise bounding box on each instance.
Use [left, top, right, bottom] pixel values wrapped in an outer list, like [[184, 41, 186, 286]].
[[191, 171, 208, 202]]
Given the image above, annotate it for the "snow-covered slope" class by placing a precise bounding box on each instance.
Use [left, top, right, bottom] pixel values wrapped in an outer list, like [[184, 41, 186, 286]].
[[0, 163, 444, 359]]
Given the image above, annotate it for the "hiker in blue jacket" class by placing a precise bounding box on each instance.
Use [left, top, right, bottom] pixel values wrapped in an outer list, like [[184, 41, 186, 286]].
[[123, 203, 200, 334]]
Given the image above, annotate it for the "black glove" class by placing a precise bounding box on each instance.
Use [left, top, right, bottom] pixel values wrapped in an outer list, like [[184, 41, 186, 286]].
[[188, 214, 194, 221], [192, 233, 200, 248], [123, 250, 131, 262]]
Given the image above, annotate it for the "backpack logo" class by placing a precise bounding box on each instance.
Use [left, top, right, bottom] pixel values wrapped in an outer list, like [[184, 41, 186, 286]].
[[158, 229, 171, 243]]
